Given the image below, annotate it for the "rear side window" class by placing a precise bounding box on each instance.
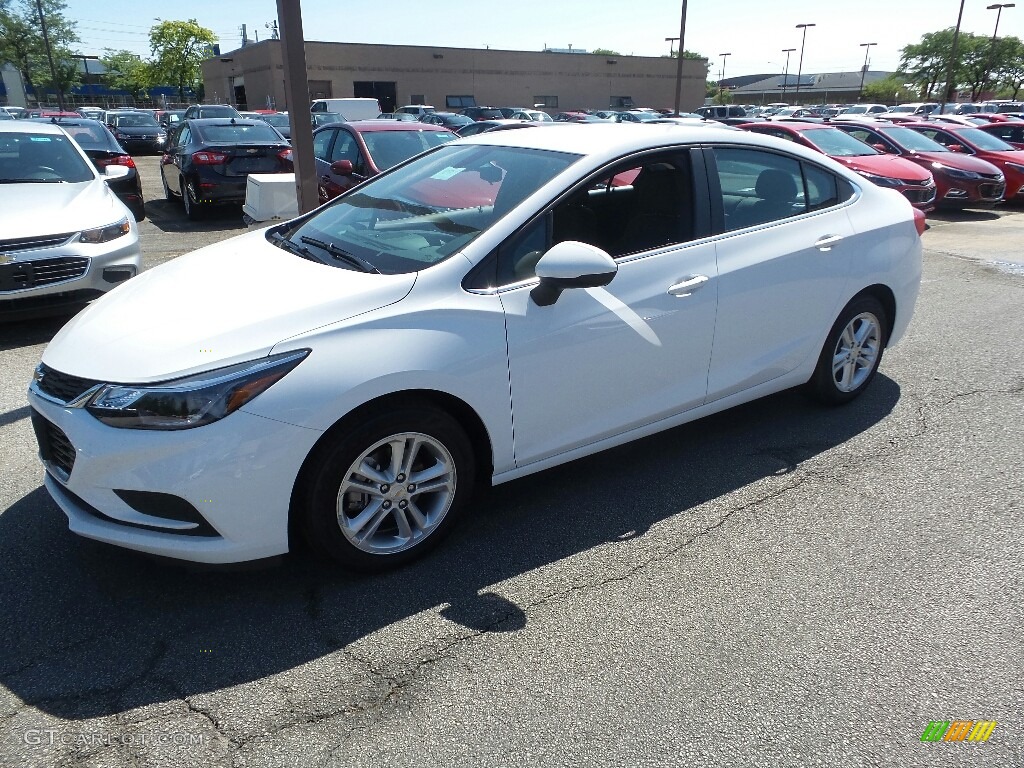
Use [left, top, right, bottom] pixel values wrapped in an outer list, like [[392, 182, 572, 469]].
[[713, 147, 851, 230]]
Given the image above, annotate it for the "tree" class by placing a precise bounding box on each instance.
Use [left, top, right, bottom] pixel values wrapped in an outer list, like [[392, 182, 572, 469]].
[[102, 49, 153, 101], [987, 36, 1024, 99], [149, 19, 216, 104], [591, 48, 621, 56], [899, 29, 957, 99], [0, 0, 79, 105], [861, 74, 907, 104]]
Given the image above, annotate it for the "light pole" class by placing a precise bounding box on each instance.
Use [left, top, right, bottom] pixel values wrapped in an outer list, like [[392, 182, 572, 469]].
[[666, 36, 680, 57], [940, 0, 967, 114], [718, 52, 731, 103], [985, 3, 1015, 97], [858, 42, 877, 101], [672, 0, 689, 116], [794, 23, 816, 104], [781, 48, 796, 101]]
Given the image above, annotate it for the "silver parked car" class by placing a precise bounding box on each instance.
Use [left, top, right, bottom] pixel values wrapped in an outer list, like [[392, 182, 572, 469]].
[[0, 122, 141, 319]]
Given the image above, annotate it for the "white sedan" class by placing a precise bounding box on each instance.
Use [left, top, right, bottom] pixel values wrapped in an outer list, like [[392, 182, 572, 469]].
[[28, 125, 923, 570], [1, 121, 141, 319]]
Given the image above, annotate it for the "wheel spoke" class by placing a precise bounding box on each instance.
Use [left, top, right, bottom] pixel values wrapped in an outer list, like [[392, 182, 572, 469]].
[[388, 438, 410, 480], [344, 477, 380, 496], [838, 361, 855, 390], [853, 319, 875, 346], [398, 436, 421, 478], [840, 325, 856, 349], [405, 500, 428, 531], [832, 351, 848, 375], [346, 498, 388, 540], [409, 458, 449, 485], [393, 507, 413, 540], [356, 459, 390, 485]]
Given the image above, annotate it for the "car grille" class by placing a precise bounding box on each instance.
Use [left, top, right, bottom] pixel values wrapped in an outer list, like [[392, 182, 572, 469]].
[[34, 364, 101, 403], [30, 408, 76, 480], [0, 233, 74, 254], [978, 182, 1006, 199], [0, 257, 89, 293], [902, 186, 937, 204]]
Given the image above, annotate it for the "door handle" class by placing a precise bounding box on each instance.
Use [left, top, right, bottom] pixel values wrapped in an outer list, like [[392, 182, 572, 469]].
[[667, 274, 710, 297], [815, 234, 844, 251]]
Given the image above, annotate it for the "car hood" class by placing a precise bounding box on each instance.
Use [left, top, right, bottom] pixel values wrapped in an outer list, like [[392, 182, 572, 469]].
[[833, 154, 932, 182], [42, 228, 417, 383], [0, 180, 125, 239], [904, 151, 1003, 174]]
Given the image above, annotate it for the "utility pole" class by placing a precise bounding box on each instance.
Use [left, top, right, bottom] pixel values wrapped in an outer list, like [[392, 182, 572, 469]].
[[940, 0, 967, 114], [673, 0, 689, 116], [858, 42, 877, 101], [35, 0, 64, 111]]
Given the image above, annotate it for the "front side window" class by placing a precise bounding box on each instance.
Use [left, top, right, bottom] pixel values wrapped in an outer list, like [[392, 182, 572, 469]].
[[275, 144, 580, 275]]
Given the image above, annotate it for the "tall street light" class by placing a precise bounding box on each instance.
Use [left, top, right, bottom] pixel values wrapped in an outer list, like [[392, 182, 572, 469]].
[[781, 48, 796, 100], [666, 36, 680, 57], [940, 0, 967, 114], [985, 3, 1015, 96], [794, 23, 816, 104], [719, 52, 732, 102], [673, 0, 689, 116], [858, 42, 877, 101]]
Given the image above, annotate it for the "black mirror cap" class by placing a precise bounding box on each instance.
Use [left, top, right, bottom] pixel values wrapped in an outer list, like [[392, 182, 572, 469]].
[[530, 269, 615, 307]]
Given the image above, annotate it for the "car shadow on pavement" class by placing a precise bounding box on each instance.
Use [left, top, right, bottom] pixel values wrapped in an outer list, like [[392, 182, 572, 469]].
[[0, 377, 901, 719], [143, 199, 249, 234], [0, 314, 74, 352], [928, 209, 1002, 223]]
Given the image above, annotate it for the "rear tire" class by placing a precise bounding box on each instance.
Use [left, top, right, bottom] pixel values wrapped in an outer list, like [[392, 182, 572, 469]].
[[182, 177, 204, 220], [808, 295, 888, 405], [299, 404, 475, 572]]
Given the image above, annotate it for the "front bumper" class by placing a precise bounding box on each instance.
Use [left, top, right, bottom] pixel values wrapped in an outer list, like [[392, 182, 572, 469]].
[[0, 230, 141, 317], [28, 386, 323, 563]]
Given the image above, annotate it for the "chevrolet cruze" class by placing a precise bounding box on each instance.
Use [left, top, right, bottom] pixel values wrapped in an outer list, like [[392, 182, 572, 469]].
[[28, 125, 923, 570]]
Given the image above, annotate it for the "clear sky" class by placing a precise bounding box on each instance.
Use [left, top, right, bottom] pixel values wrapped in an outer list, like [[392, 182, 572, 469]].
[[63, 0, 1023, 78]]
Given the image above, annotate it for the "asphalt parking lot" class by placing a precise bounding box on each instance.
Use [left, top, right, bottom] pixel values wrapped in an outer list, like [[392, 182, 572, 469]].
[[1, 155, 1022, 767]]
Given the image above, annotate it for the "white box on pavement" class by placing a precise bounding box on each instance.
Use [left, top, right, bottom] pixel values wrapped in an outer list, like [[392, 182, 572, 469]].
[[242, 173, 298, 222]]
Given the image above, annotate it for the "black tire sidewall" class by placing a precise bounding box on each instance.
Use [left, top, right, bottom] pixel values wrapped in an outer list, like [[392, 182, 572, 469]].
[[810, 295, 888, 405], [301, 406, 476, 572]]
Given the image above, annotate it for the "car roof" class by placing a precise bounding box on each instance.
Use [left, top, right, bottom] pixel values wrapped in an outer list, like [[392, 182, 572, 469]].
[[330, 120, 455, 134], [0, 120, 68, 135]]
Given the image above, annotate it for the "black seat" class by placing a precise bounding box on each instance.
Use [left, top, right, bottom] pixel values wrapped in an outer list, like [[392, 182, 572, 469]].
[[612, 164, 689, 255], [732, 168, 800, 229]]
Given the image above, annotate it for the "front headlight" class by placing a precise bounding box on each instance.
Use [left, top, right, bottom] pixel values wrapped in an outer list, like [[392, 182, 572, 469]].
[[857, 172, 903, 188], [932, 163, 982, 180], [86, 349, 310, 430], [80, 217, 130, 244]]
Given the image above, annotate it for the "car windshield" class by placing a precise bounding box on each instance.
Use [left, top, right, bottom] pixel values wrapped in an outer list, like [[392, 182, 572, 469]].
[[115, 114, 159, 127], [841, 106, 869, 114], [805, 127, 879, 156], [0, 132, 94, 182], [880, 126, 949, 152], [197, 123, 283, 143], [953, 127, 1017, 151], [361, 130, 457, 170], [263, 115, 290, 127], [276, 144, 580, 274]]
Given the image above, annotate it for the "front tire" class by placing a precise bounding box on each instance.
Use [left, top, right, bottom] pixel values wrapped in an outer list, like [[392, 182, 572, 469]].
[[808, 295, 888, 405], [300, 405, 475, 571]]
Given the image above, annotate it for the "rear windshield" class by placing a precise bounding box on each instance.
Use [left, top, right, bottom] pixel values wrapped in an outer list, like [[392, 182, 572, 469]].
[[196, 123, 283, 143], [60, 122, 119, 151], [0, 133, 94, 183]]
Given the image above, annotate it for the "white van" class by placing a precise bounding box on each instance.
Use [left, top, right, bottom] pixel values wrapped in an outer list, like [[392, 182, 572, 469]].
[[310, 98, 381, 121]]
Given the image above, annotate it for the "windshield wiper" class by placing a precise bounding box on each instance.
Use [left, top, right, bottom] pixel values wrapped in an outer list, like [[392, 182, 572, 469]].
[[0, 178, 63, 184], [300, 236, 380, 273], [268, 230, 323, 263]]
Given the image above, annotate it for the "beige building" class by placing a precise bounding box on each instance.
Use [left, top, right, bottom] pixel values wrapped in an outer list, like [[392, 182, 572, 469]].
[[201, 40, 706, 115]]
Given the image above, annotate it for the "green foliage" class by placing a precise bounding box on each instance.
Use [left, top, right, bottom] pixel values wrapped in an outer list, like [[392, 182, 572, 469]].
[[900, 28, 1024, 100], [861, 74, 908, 103], [990, 36, 1024, 99], [102, 49, 154, 100], [591, 48, 620, 56], [664, 50, 707, 61], [149, 18, 216, 103], [0, 0, 79, 103]]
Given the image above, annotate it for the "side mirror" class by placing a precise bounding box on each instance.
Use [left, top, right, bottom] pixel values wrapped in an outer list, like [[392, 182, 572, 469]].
[[531, 241, 617, 306], [104, 165, 130, 180], [330, 159, 354, 175]]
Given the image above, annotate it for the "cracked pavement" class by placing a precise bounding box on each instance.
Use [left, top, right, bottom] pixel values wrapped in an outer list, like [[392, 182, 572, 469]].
[[0, 159, 1021, 767]]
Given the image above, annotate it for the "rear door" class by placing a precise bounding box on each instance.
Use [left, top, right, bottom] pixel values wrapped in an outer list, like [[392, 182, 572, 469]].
[[704, 145, 857, 401]]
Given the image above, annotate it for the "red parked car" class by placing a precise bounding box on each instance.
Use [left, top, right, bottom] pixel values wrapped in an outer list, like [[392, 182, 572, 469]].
[[832, 121, 1005, 208], [739, 122, 937, 211], [901, 121, 1024, 203], [974, 121, 1024, 149], [313, 120, 457, 203]]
